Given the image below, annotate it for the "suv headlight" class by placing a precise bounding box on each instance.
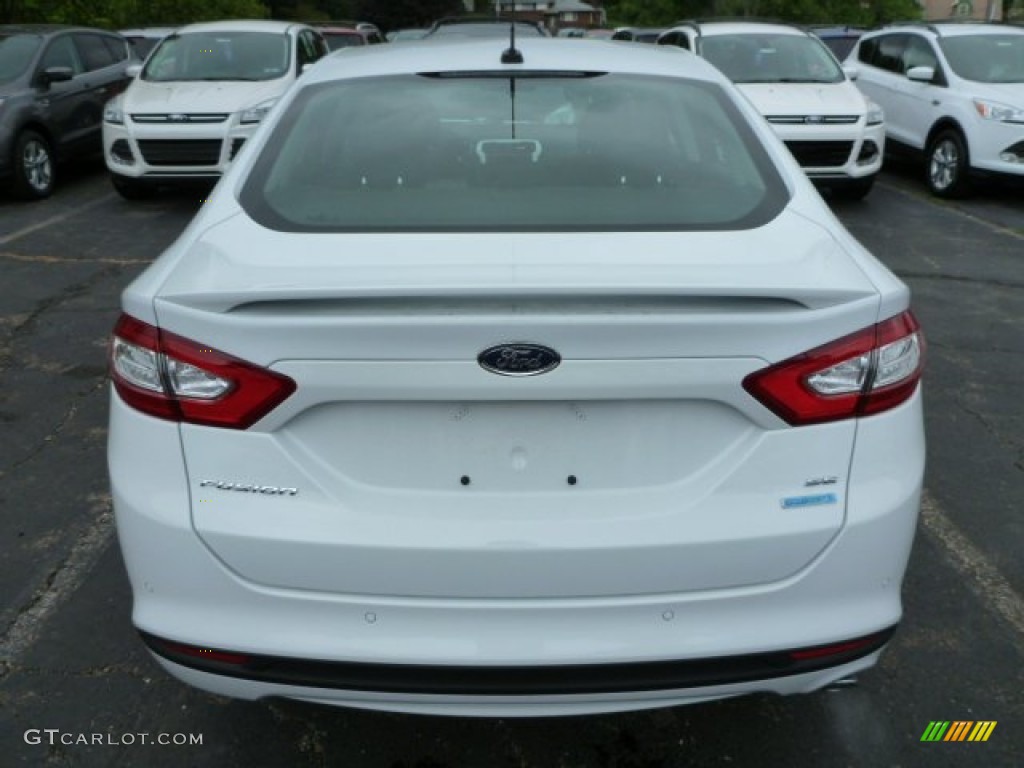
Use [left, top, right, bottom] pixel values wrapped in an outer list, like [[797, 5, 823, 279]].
[[103, 97, 124, 125], [973, 98, 1024, 124], [866, 102, 884, 127], [239, 98, 278, 125]]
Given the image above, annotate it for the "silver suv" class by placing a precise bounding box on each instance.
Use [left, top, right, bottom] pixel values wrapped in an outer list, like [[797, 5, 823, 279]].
[[848, 21, 1024, 197]]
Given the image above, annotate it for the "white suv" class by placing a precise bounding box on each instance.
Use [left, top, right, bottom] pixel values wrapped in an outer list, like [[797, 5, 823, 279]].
[[103, 20, 328, 199], [658, 21, 885, 199], [848, 21, 1024, 197]]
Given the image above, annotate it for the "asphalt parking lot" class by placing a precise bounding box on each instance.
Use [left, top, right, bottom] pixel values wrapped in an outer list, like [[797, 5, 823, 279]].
[[0, 159, 1022, 767]]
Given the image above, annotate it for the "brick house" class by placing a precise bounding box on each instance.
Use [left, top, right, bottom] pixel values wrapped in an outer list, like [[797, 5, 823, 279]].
[[492, 1, 606, 32], [919, 0, 1003, 19]]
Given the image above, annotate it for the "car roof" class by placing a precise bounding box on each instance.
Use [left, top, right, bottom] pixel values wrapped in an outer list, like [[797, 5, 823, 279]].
[[809, 25, 865, 38], [615, 27, 666, 34], [119, 27, 178, 38], [427, 17, 546, 34], [300, 37, 725, 85], [682, 21, 810, 37], [174, 19, 300, 35], [0, 24, 109, 36], [871, 20, 1024, 38]]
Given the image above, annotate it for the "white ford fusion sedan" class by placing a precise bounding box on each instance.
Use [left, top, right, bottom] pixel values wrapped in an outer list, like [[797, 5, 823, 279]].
[[108, 37, 925, 717]]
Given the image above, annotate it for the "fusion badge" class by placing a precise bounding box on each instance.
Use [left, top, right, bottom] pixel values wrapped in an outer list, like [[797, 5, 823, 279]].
[[199, 480, 298, 496]]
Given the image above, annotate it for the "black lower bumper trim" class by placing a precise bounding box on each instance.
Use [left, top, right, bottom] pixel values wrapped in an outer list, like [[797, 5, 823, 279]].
[[140, 625, 897, 696]]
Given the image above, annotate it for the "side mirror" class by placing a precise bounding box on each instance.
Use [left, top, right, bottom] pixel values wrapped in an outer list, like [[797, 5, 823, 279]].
[[906, 65, 935, 83], [40, 66, 73, 85], [126, 63, 142, 78], [842, 65, 859, 81]]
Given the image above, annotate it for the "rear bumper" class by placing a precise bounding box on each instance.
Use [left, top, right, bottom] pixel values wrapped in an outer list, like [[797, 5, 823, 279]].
[[109, 386, 924, 714], [151, 653, 884, 717], [142, 629, 893, 716], [142, 626, 894, 693]]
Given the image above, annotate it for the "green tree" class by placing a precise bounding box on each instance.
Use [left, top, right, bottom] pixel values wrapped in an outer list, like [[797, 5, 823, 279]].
[[350, 0, 464, 30], [603, 0, 921, 26]]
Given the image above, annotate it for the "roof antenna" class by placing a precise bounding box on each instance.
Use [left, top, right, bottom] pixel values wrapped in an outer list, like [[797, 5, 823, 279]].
[[501, 15, 523, 63]]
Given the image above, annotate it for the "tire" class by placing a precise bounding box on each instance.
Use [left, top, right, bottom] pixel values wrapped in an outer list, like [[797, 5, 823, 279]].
[[111, 174, 156, 200], [831, 175, 875, 201], [12, 130, 55, 200], [926, 129, 971, 198]]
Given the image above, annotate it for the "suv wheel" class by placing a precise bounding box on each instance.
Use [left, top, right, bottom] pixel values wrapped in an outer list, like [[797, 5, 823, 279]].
[[12, 130, 55, 200], [927, 130, 971, 198], [111, 175, 156, 200]]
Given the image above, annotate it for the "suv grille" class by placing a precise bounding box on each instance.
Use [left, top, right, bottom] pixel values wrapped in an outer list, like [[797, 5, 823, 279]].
[[137, 140, 223, 167], [131, 114, 229, 124], [784, 141, 854, 168], [767, 115, 860, 125]]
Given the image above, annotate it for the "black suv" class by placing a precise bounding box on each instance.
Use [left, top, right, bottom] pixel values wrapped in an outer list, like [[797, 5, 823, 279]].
[[0, 25, 134, 200]]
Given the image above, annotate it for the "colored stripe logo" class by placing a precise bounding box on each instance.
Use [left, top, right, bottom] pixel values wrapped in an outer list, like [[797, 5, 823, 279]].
[[920, 721, 997, 742]]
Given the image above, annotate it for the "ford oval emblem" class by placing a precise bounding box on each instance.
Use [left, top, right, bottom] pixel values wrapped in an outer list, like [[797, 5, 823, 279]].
[[478, 343, 561, 377]]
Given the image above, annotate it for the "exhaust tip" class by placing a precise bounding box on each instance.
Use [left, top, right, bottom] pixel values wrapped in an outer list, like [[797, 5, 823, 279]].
[[825, 676, 859, 691]]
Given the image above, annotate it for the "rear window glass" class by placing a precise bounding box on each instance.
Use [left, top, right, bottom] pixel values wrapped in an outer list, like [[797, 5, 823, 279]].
[[324, 32, 364, 51], [428, 22, 545, 39], [240, 73, 788, 232]]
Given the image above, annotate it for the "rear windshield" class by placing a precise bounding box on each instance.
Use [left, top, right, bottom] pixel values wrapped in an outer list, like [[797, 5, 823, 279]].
[[702, 33, 844, 84], [939, 34, 1024, 83], [239, 73, 788, 232], [428, 23, 546, 39], [143, 31, 290, 82], [324, 32, 365, 51]]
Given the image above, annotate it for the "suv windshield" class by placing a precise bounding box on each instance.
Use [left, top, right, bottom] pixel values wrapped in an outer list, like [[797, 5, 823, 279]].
[[240, 73, 786, 232], [143, 31, 290, 82], [0, 34, 41, 84], [701, 33, 843, 84], [939, 34, 1024, 83]]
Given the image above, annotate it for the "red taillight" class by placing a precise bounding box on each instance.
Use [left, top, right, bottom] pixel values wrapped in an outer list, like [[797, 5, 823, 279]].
[[109, 314, 295, 429], [743, 311, 924, 426], [788, 632, 885, 661]]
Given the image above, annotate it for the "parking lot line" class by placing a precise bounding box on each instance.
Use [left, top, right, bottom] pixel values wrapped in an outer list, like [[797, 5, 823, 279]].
[[0, 193, 115, 247], [878, 179, 1024, 243], [0, 250, 150, 265], [921, 491, 1024, 643]]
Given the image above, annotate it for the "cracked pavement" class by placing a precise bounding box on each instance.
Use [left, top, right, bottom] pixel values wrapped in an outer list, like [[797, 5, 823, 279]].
[[0, 163, 1022, 767]]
